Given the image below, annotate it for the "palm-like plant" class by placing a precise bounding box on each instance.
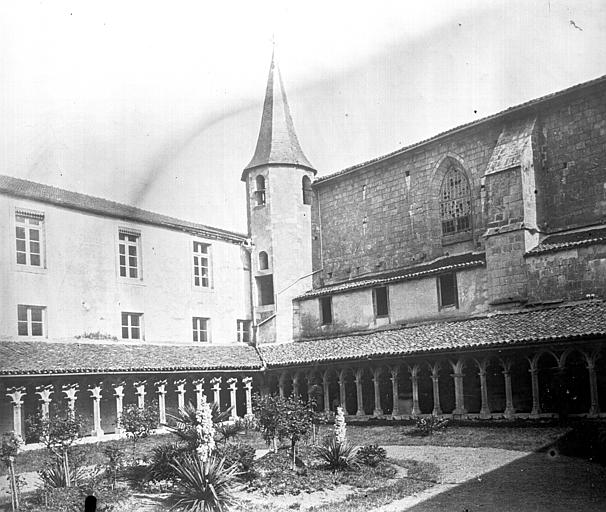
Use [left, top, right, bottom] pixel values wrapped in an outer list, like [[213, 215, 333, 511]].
[[316, 436, 358, 471], [168, 453, 239, 512], [166, 402, 234, 449]]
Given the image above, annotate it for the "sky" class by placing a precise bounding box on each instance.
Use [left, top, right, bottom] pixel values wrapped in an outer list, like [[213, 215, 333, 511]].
[[1, 0, 605, 233]]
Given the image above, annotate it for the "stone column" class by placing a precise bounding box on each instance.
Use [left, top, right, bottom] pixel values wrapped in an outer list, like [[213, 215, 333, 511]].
[[322, 371, 331, 413], [193, 379, 206, 412], [501, 361, 515, 419], [210, 377, 222, 409], [477, 360, 490, 419], [155, 380, 167, 425], [292, 374, 300, 398], [227, 378, 238, 420], [390, 367, 400, 417], [134, 380, 146, 409], [430, 364, 442, 416], [113, 383, 125, 434], [450, 360, 467, 417], [587, 359, 600, 417], [354, 368, 365, 416], [529, 363, 541, 418], [242, 376, 253, 417], [408, 365, 421, 416], [338, 370, 349, 415], [372, 368, 383, 417], [6, 387, 26, 437], [278, 374, 286, 398], [62, 384, 79, 418], [175, 380, 187, 412], [88, 384, 104, 437], [35, 385, 53, 419]]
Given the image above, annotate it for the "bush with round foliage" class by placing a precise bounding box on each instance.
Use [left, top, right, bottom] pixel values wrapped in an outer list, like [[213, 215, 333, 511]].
[[216, 443, 256, 478], [356, 444, 387, 467]]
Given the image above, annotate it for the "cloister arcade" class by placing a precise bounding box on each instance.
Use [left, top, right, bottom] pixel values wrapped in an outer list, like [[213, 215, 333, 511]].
[[261, 343, 606, 420]]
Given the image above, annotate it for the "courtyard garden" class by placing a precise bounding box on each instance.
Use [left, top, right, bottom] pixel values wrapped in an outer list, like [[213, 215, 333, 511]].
[[1, 395, 600, 512]]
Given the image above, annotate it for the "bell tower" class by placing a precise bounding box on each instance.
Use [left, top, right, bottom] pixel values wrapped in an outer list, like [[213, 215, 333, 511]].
[[242, 51, 316, 344]]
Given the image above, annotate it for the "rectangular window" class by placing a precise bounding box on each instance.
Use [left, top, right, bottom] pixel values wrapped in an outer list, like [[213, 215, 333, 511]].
[[237, 320, 251, 343], [17, 305, 46, 337], [15, 211, 45, 267], [373, 286, 389, 317], [438, 272, 458, 309], [121, 312, 143, 340], [193, 317, 209, 342], [118, 229, 141, 279], [193, 242, 211, 287], [256, 275, 275, 305], [320, 296, 333, 325]]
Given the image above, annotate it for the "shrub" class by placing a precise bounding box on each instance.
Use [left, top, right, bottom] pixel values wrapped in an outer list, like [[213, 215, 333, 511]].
[[147, 442, 188, 483], [413, 416, 449, 436], [22, 486, 130, 512], [316, 436, 357, 471], [356, 444, 387, 467], [103, 445, 126, 489], [117, 404, 159, 456], [169, 453, 239, 511], [216, 443, 256, 477], [39, 458, 86, 489]]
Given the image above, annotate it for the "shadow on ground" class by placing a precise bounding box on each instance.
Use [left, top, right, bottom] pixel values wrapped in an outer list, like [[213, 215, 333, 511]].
[[405, 450, 606, 512]]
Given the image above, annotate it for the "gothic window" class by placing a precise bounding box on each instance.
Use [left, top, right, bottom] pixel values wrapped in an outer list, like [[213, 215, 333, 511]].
[[302, 176, 312, 205], [255, 175, 266, 206], [259, 251, 269, 270], [439, 166, 471, 236]]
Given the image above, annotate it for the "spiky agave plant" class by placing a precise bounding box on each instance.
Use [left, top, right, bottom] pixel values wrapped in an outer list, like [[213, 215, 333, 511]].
[[316, 436, 358, 472], [168, 453, 239, 512], [167, 402, 234, 450]]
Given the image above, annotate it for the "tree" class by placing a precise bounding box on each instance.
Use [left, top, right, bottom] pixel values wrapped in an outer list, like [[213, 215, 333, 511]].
[[26, 404, 85, 487], [1, 432, 24, 511], [278, 396, 315, 470], [117, 404, 159, 459], [252, 394, 285, 453]]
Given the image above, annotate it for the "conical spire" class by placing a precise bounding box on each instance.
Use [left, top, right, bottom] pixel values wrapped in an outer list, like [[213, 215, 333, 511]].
[[242, 51, 316, 179]]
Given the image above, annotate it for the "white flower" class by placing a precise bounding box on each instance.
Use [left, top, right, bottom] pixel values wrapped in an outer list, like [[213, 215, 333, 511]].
[[196, 397, 215, 463], [334, 406, 347, 445]]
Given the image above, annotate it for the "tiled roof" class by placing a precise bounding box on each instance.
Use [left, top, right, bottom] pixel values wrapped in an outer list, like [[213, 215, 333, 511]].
[[259, 301, 606, 367], [527, 227, 606, 255], [0, 340, 263, 375], [296, 253, 485, 299], [315, 74, 606, 185], [0, 175, 247, 244]]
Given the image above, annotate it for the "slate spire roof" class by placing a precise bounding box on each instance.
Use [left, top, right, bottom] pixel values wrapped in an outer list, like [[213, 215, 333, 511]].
[[242, 51, 316, 179]]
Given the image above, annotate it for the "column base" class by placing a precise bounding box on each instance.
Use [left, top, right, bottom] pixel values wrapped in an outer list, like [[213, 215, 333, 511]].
[[373, 409, 383, 417], [479, 409, 491, 419], [503, 407, 516, 419], [432, 408, 442, 416], [356, 410, 365, 417], [91, 428, 105, 437]]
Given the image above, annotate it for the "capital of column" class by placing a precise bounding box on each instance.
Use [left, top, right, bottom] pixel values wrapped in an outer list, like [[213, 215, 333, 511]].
[[155, 380, 167, 395], [210, 376, 222, 390], [242, 376, 253, 389], [174, 379, 187, 394], [88, 384, 103, 401], [6, 386, 27, 406], [35, 385, 54, 404], [134, 380, 147, 395], [227, 377, 238, 391], [113, 382, 125, 398], [193, 378, 205, 391], [62, 383, 79, 401]]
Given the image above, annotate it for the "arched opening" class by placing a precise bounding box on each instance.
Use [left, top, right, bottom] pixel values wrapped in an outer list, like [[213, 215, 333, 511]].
[[536, 352, 560, 414], [258, 251, 269, 270], [417, 365, 433, 414], [510, 357, 532, 413], [255, 175, 266, 206], [486, 359, 506, 413], [439, 165, 471, 236], [302, 176, 313, 205], [561, 350, 590, 415]]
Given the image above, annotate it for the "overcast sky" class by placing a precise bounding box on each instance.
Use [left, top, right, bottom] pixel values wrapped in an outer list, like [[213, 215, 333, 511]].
[[1, 0, 605, 232]]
